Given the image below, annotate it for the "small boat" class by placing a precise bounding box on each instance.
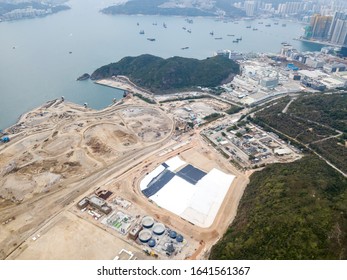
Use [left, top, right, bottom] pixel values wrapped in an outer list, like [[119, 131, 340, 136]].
[[181, 47, 189, 50], [282, 42, 291, 46], [258, 22, 263, 24], [139, 30, 145, 35], [187, 29, 191, 33], [265, 24, 271, 27], [253, 28, 258, 31], [152, 22, 157, 26], [246, 25, 251, 28], [163, 23, 167, 28], [210, 31, 214, 36], [233, 40, 239, 43], [137, 22, 139, 26], [69, 51, 72, 54], [274, 22, 279, 25], [227, 34, 235, 36], [238, 36, 242, 41], [282, 23, 287, 27], [147, 38, 156, 41], [215, 37, 223, 40], [182, 26, 186, 30]]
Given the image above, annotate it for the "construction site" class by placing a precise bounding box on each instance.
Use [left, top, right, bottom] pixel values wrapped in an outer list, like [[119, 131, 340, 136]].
[[0, 75, 301, 260]]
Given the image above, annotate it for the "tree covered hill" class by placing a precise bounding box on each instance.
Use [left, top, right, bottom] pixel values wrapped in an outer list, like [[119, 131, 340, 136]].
[[91, 54, 240, 94], [101, 0, 245, 17], [210, 155, 347, 260]]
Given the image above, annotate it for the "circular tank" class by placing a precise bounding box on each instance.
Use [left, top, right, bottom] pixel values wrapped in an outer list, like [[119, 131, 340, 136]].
[[139, 229, 152, 243], [148, 239, 156, 248], [176, 234, 184, 243], [153, 223, 165, 235], [141, 216, 154, 229], [169, 231, 177, 239]]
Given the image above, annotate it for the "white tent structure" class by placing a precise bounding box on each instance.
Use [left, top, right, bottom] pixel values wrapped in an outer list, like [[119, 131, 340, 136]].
[[140, 156, 235, 228]]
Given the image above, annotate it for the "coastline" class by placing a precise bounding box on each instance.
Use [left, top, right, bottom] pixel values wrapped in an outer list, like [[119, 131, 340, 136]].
[[94, 76, 155, 98], [2, 99, 91, 135], [295, 37, 342, 48], [95, 79, 130, 92], [1, 76, 141, 133]]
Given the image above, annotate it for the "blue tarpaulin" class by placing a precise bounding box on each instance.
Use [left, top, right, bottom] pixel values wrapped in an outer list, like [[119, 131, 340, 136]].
[[176, 164, 206, 185], [142, 169, 175, 198], [1, 136, 10, 143]]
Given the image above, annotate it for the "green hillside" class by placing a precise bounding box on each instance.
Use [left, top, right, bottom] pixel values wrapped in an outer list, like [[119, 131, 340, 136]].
[[101, 0, 245, 17], [252, 93, 347, 173], [210, 156, 347, 259], [91, 54, 240, 94]]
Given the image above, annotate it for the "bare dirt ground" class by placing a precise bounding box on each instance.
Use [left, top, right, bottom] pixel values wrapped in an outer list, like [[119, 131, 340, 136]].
[[0, 97, 173, 259], [0, 93, 250, 260], [7, 211, 150, 260]]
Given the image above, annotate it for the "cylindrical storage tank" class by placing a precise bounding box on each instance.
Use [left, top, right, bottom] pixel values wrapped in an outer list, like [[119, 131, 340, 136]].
[[142, 216, 154, 229], [153, 223, 165, 235], [138, 229, 152, 243], [169, 231, 177, 239], [176, 234, 184, 243], [148, 239, 156, 248]]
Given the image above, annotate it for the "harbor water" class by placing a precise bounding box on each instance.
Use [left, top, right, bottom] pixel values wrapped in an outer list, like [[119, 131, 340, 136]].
[[0, 0, 321, 129]]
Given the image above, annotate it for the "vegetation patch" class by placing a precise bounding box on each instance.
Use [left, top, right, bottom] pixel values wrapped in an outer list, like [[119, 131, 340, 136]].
[[225, 105, 243, 115], [133, 93, 156, 104], [310, 138, 347, 174], [289, 93, 347, 133], [203, 113, 224, 123], [254, 96, 337, 144], [210, 155, 347, 260], [253, 94, 347, 172], [159, 95, 211, 103]]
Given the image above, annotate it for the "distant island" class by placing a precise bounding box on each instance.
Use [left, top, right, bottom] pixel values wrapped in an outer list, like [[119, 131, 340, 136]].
[[90, 54, 240, 94], [0, 0, 70, 21], [101, 0, 245, 18], [77, 73, 90, 81]]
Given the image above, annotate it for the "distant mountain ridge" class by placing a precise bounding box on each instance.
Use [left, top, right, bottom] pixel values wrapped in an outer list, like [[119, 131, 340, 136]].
[[101, 0, 245, 17], [91, 54, 240, 94]]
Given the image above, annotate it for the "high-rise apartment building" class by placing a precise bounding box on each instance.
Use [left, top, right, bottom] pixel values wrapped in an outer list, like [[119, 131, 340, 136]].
[[328, 12, 347, 46], [244, 1, 257, 17], [264, 3, 272, 11], [277, 2, 305, 15], [308, 14, 333, 40], [330, 19, 347, 46]]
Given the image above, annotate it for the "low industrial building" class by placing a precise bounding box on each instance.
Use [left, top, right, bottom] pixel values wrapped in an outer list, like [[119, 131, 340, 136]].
[[323, 63, 346, 73], [305, 57, 324, 68], [274, 148, 292, 156], [77, 197, 89, 209], [77, 195, 112, 214], [129, 223, 142, 240]]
